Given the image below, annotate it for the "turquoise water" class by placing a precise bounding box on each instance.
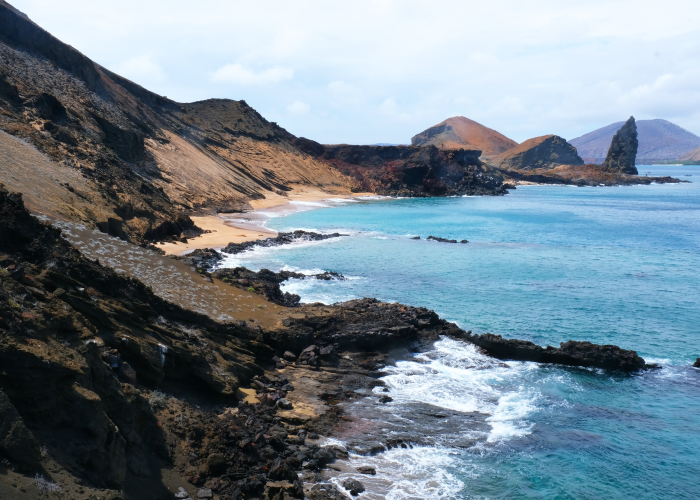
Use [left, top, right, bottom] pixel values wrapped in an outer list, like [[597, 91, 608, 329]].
[[220, 166, 700, 499]]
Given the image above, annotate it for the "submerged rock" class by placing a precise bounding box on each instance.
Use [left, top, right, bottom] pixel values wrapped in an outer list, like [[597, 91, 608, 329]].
[[341, 477, 366, 496], [602, 116, 639, 175]]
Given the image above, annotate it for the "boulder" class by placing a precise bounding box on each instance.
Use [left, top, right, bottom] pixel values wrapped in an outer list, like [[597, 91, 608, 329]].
[[693, 358, 700, 368], [356, 466, 376, 475], [264, 480, 304, 500], [602, 116, 639, 174], [341, 478, 366, 496], [206, 453, 227, 475]]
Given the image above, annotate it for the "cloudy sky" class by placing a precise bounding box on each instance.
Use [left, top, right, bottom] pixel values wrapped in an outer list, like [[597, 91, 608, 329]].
[[12, 0, 700, 144]]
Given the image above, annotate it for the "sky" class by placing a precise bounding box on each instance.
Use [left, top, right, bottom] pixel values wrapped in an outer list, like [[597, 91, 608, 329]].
[[10, 0, 700, 144]]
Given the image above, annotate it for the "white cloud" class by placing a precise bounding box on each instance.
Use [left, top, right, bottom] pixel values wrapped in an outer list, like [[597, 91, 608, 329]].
[[111, 54, 165, 82], [287, 101, 310, 115], [211, 64, 293, 85]]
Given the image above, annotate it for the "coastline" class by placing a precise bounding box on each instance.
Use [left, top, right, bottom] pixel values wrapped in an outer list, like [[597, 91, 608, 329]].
[[155, 188, 373, 255]]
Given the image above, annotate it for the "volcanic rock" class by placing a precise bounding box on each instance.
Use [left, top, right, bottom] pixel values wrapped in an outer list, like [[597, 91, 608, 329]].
[[341, 478, 366, 496], [693, 358, 700, 368], [0, 389, 42, 470], [463, 332, 648, 370], [602, 117, 639, 174], [489, 135, 584, 170]]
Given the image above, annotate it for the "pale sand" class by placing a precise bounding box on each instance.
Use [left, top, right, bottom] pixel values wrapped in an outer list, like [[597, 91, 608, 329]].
[[156, 187, 372, 255]]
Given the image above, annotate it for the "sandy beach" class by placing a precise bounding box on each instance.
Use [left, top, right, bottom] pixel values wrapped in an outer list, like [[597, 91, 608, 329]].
[[155, 187, 372, 255]]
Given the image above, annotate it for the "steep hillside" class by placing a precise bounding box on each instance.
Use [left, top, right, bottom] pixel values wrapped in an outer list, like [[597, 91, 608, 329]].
[[411, 116, 518, 157], [570, 119, 700, 163], [487, 134, 583, 170], [679, 145, 700, 163], [0, 1, 353, 243]]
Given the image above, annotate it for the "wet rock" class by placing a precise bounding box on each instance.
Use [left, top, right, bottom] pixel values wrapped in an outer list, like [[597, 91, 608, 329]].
[[378, 395, 393, 403], [269, 459, 297, 482], [694, 358, 700, 368], [463, 332, 648, 370], [325, 444, 348, 458], [307, 482, 346, 500], [222, 231, 347, 255], [313, 448, 336, 466], [342, 478, 366, 496], [427, 235, 458, 243], [356, 466, 377, 475], [602, 116, 639, 175]]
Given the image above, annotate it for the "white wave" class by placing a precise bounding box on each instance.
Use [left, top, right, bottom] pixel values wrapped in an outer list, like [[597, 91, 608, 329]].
[[328, 445, 465, 500], [380, 338, 539, 443]]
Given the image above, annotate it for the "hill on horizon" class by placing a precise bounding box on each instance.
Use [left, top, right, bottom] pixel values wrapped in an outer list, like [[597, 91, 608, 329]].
[[570, 119, 700, 163], [411, 116, 518, 157]]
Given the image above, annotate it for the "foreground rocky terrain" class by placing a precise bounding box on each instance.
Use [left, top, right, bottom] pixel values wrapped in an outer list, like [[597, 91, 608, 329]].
[[0, 186, 655, 499]]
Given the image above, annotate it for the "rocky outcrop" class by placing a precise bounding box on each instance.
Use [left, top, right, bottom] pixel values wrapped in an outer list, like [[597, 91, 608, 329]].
[[0, 389, 42, 471], [411, 116, 518, 157], [462, 332, 649, 370], [602, 116, 639, 174], [306, 142, 509, 196], [488, 134, 583, 170], [221, 230, 347, 255], [503, 163, 684, 186]]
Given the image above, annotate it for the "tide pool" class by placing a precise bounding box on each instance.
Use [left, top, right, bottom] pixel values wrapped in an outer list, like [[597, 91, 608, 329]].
[[218, 166, 700, 499]]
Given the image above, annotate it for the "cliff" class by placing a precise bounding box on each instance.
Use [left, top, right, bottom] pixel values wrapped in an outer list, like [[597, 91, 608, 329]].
[[0, 1, 353, 243], [411, 116, 517, 157], [306, 142, 509, 196], [602, 116, 638, 174], [488, 134, 583, 170]]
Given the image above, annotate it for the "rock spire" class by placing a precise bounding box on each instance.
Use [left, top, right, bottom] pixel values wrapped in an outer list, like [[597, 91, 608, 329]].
[[602, 116, 638, 174]]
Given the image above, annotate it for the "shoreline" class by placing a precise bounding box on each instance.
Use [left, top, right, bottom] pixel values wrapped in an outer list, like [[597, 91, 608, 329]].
[[155, 189, 373, 255]]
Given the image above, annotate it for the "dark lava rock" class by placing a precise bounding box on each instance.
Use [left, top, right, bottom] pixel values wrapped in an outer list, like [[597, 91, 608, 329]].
[[307, 483, 346, 500], [694, 358, 700, 368], [222, 231, 347, 255], [427, 235, 468, 243], [602, 116, 639, 175], [379, 395, 393, 403], [356, 466, 377, 475], [264, 480, 304, 500], [463, 332, 648, 370], [341, 478, 366, 496], [0, 389, 42, 470]]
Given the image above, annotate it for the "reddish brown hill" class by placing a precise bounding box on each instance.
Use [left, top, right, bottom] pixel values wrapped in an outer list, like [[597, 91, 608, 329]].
[[411, 116, 518, 157], [488, 134, 583, 170]]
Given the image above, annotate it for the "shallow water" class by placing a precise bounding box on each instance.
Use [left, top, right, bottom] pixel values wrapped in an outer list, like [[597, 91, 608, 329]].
[[220, 166, 700, 499]]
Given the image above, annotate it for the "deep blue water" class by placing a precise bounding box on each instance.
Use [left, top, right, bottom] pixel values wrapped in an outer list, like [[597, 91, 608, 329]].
[[220, 166, 700, 499]]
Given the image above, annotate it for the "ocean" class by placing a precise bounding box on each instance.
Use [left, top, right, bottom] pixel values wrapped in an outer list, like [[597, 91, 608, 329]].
[[218, 166, 700, 499]]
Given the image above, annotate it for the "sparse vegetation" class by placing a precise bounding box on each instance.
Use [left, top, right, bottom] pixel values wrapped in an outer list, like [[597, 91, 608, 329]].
[[34, 474, 62, 496], [148, 390, 167, 409]]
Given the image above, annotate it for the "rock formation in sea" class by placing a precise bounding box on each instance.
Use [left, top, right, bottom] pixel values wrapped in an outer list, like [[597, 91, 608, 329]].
[[488, 134, 584, 170], [570, 118, 700, 164], [410, 116, 518, 157], [601, 116, 639, 175]]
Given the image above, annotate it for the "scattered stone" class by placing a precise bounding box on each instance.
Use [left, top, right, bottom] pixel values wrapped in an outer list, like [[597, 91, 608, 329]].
[[283, 351, 297, 362], [378, 395, 393, 404], [174, 487, 189, 499], [276, 398, 293, 410], [341, 478, 366, 496], [694, 358, 700, 368], [356, 466, 376, 475], [197, 488, 213, 499], [308, 432, 320, 440], [325, 444, 348, 458]]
